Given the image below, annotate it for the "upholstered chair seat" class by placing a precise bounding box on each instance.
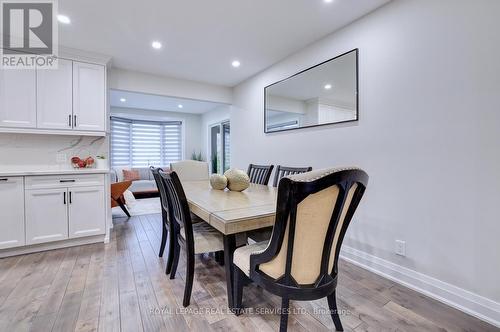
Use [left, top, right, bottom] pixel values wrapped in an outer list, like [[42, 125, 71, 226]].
[[233, 241, 269, 276], [180, 222, 224, 254]]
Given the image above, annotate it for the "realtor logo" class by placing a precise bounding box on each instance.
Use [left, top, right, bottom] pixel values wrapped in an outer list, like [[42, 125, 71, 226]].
[[1, 0, 58, 69]]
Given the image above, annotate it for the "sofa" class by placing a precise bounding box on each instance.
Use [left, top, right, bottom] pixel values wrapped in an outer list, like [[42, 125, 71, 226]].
[[111, 166, 169, 198]]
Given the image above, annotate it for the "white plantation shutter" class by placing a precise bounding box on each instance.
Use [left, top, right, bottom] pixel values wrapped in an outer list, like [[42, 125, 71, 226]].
[[111, 117, 183, 168]]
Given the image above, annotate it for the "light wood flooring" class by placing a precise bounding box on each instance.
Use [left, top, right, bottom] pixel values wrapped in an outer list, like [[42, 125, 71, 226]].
[[0, 214, 497, 332]]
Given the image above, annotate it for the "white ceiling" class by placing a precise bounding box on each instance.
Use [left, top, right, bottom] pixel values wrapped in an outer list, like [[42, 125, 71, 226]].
[[110, 90, 227, 114], [58, 0, 390, 87]]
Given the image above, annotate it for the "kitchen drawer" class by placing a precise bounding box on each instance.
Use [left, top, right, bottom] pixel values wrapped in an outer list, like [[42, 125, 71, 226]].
[[25, 174, 105, 189]]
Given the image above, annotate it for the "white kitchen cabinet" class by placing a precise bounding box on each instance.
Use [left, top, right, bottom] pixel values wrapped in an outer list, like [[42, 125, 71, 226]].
[[0, 177, 25, 249], [36, 58, 73, 130], [0, 68, 37, 128], [25, 188, 69, 245], [68, 186, 105, 238], [72, 62, 105, 131]]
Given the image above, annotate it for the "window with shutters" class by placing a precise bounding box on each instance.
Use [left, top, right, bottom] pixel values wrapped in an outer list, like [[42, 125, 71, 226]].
[[110, 117, 183, 168]]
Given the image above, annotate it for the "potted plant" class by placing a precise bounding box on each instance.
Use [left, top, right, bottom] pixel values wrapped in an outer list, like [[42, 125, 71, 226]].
[[95, 155, 107, 169]]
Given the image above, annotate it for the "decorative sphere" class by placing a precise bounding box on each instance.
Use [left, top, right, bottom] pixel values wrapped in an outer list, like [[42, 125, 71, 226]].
[[224, 169, 250, 192], [210, 174, 228, 190]]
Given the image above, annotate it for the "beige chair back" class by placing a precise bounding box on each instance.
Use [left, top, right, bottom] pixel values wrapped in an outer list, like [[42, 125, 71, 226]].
[[170, 160, 209, 181], [252, 167, 368, 286]]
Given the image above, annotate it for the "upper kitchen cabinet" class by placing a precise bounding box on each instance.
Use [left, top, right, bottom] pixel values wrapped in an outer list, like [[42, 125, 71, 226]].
[[72, 62, 106, 132], [0, 55, 107, 136], [37, 58, 73, 130], [0, 67, 37, 128]]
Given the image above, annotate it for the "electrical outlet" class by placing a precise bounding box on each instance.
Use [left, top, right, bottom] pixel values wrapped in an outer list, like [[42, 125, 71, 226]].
[[395, 240, 406, 256], [56, 153, 67, 163]]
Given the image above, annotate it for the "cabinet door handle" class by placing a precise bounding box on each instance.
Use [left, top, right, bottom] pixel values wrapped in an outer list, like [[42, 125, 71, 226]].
[[0, 178, 8, 182], [63, 192, 66, 205], [59, 179, 76, 183], [74, 115, 77, 127], [69, 191, 72, 204], [69, 114, 72, 127]]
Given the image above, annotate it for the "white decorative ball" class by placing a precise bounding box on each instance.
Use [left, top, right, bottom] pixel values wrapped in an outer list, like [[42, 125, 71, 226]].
[[210, 174, 228, 190], [224, 168, 250, 192]]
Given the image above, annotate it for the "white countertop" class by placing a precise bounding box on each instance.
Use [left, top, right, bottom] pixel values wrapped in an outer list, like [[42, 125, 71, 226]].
[[0, 168, 110, 177]]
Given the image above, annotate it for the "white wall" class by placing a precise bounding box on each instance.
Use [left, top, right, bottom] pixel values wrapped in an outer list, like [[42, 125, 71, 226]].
[[231, 0, 500, 324], [110, 107, 202, 161], [109, 68, 232, 104], [200, 106, 231, 161]]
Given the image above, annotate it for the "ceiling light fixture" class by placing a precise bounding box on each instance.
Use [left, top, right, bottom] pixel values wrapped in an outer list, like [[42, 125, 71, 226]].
[[231, 60, 241, 68], [324, 84, 332, 90], [178, 104, 183, 109], [57, 14, 71, 24], [151, 41, 162, 49], [324, 0, 334, 3], [120, 98, 126, 102]]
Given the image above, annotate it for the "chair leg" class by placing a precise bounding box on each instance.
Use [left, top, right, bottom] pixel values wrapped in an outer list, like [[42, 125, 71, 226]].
[[165, 227, 176, 275], [233, 267, 244, 315], [118, 200, 131, 217], [169, 238, 180, 279], [279, 297, 290, 332], [183, 251, 195, 307], [215, 251, 225, 266], [327, 291, 344, 331], [159, 222, 167, 257]]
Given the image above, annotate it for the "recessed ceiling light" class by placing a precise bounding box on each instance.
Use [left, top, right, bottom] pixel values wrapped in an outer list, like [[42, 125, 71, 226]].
[[324, 84, 332, 90], [178, 104, 183, 109], [57, 14, 71, 24], [324, 0, 334, 3], [152, 41, 162, 49], [120, 98, 126, 102], [231, 60, 241, 68]]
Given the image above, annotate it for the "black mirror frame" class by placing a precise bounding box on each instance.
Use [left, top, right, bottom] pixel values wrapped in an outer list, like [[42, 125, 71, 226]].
[[264, 48, 359, 134]]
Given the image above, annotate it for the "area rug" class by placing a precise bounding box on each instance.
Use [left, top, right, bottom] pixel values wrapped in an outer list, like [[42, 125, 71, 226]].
[[112, 196, 161, 217]]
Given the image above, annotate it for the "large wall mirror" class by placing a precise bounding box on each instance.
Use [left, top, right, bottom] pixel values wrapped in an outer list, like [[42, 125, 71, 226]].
[[265, 49, 358, 133]]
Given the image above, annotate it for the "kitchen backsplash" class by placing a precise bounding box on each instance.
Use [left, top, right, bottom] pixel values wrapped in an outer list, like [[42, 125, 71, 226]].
[[0, 133, 108, 170]]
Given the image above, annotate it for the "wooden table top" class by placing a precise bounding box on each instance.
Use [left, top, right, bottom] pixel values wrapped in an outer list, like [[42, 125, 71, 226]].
[[182, 180, 278, 235]]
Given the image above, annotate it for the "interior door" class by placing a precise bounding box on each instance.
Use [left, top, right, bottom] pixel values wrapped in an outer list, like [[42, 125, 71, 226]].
[[0, 66, 37, 128], [36, 58, 73, 129], [72, 61, 105, 131], [68, 186, 105, 238], [0, 177, 25, 249], [25, 188, 69, 244]]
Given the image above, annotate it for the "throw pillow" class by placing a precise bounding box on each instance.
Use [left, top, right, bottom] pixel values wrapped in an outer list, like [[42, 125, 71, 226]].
[[123, 169, 140, 181]]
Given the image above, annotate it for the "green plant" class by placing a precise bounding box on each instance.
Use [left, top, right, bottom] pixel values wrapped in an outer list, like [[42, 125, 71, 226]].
[[191, 151, 203, 161], [96, 155, 106, 159]]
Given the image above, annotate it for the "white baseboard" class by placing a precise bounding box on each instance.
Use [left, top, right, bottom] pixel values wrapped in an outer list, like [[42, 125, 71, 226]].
[[340, 246, 500, 328], [0, 235, 106, 258]]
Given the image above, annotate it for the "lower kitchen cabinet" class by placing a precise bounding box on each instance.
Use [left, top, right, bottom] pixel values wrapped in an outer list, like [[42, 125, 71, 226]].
[[25, 188, 69, 245], [69, 186, 105, 238], [23, 174, 106, 246], [0, 177, 25, 249]]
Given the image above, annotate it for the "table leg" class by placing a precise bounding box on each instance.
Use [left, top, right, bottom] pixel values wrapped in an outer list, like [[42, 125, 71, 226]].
[[223, 234, 236, 310]]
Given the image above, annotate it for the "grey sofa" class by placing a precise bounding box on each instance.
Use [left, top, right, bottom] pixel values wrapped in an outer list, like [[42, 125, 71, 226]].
[[111, 166, 169, 198]]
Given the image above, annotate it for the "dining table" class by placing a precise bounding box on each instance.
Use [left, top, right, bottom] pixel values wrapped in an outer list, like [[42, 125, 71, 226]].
[[182, 180, 278, 309]]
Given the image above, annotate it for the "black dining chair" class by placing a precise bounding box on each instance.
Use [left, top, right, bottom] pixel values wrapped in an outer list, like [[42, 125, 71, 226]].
[[150, 166, 176, 275], [159, 170, 225, 307], [247, 164, 274, 185], [272, 165, 312, 187], [232, 167, 369, 332]]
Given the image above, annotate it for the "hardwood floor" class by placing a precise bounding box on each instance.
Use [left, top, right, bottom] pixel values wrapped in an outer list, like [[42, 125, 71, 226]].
[[0, 214, 497, 332]]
